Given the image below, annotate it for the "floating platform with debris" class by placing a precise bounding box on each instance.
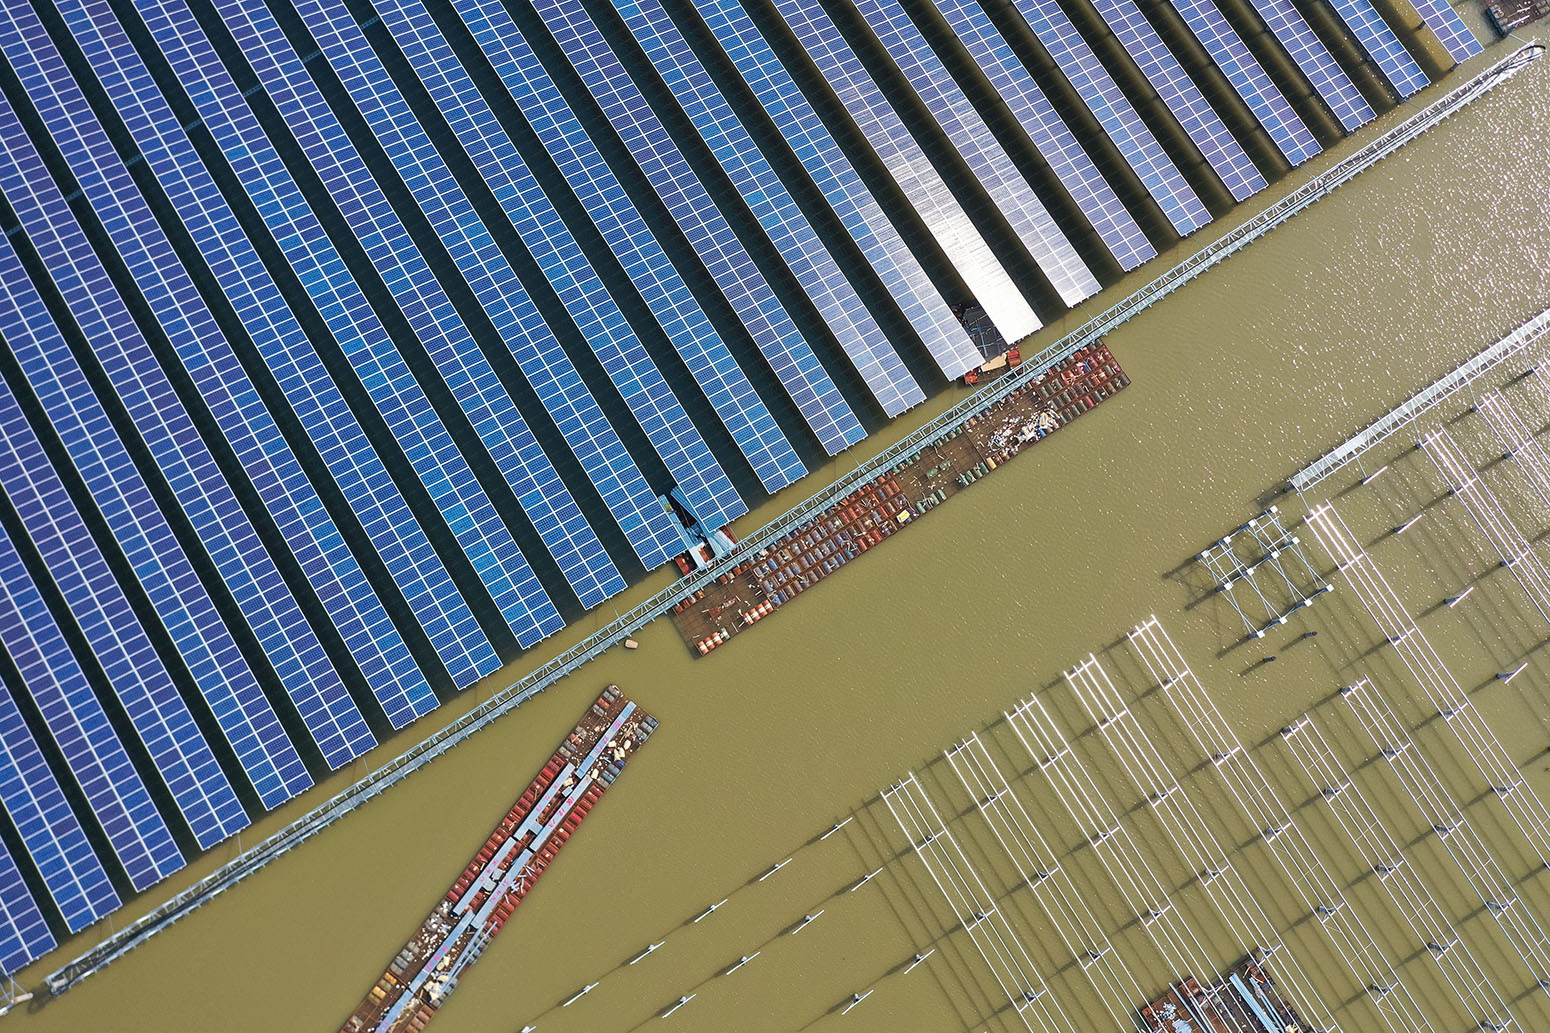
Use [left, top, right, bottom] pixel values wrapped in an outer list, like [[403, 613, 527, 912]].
[[338, 687, 657, 1033], [670, 345, 1128, 656], [1140, 957, 1307, 1033], [1483, 0, 1547, 32]]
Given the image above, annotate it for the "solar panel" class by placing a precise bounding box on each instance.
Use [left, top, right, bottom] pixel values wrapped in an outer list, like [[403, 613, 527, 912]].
[[0, 634, 119, 932], [0, 90, 375, 773], [994, 0, 1211, 235], [0, 7, 439, 731], [207, 3, 641, 607], [1324, 0, 1429, 98], [524, 0, 869, 455], [831, 0, 1101, 304], [0, 236, 310, 819], [1162, 0, 1322, 165], [0, 842, 51, 976], [1244, 0, 1375, 131], [0, 373, 248, 852], [140, 0, 568, 647], [688, 0, 985, 378], [1408, 0, 1483, 63], [1076, 0, 1266, 201], [611, 0, 925, 418], [58, 0, 502, 690], [295, 0, 747, 550], [0, 522, 185, 895], [448, 0, 807, 491], [924, 0, 1163, 262], [743, 0, 1040, 345]]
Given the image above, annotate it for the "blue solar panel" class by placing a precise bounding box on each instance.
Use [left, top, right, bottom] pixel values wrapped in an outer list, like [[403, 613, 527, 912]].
[[0, 524, 184, 894], [1409, 0, 1483, 63], [291, 0, 746, 555], [0, 237, 310, 817], [689, 0, 985, 378], [0, 8, 443, 732], [995, 0, 1211, 235], [832, 0, 1101, 304], [1077, 0, 1266, 202], [0, 842, 51, 976], [0, 709, 115, 935], [0, 641, 119, 932], [924, 0, 1163, 264], [220, 0, 680, 584], [1163, 0, 1322, 165], [206, 4, 636, 607], [0, 730, 112, 938], [0, 91, 374, 774], [612, 0, 925, 418], [742, 1, 1041, 345], [58, 0, 502, 690], [140, 0, 568, 646], [526, 0, 869, 455], [0, 375, 247, 852], [449, 0, 807, 491], [1325, 0, 1429, 98], [1245, 0, 1375, 131], [0, 8, 439, 731]]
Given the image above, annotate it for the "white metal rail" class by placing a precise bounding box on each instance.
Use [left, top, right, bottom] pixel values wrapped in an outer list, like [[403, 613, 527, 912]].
[[1340, 678, 1550, 999], [1420, 426, 1550, 624], [1477, 389, 1550, 518], [1305, 502, 1550, 871], [1280, 712, 1514, 1030], [881, 774, 1074, 1033], [944, 733, 1150, 1031], [1291, 297, 1550, 492], [1127, 618, 1431, 1033], [1064, 654, 1346, 1033], [1006, 692, 1329, 1031]]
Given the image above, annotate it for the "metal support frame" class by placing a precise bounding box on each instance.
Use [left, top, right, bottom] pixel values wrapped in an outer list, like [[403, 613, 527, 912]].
[[1200, 507, 1331, 636], [1280, 711, 1514, 1029], [1420, 426, 1550, 624], [943, 734, 1148, 1030], [1305, 503, 1550, 870], [1062, 654, 1342, 1032], [1340, 678, 1550, 999], [881, 774, 1073, 1033], [1292, 291, 1550, 491], [1127, 618, 1428, 1033]]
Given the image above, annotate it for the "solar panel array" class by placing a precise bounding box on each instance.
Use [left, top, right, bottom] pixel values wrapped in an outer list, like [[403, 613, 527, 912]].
[[1083, 0, 1266, 202], [617, 0, 926, 418], [694, 0, 988, 377], [1326, 0, 1430, 98], [450, 0, 813, 487], [1000, 0, 1212, 235], [758, 0, 1044, 343], [1162, 0, 1323, 165], [1410, 0, 1486, 62], [0, 0, 1456, 974], [527, 0, 869, 456], [1245, 0, 1376, 131], [837, 0, 1102, 306], [927, 0, 1159, 266]]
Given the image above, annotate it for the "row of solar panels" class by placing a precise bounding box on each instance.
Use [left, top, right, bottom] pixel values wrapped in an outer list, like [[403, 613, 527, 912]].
[[0, 0, 1481, 974]]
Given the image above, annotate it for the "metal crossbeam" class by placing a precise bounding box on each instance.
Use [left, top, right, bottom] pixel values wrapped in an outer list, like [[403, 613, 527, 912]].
[[1128, 618, 1428, 1033], [1065, 653, 1346, 1032], [1281, 711, 1513, 1028]]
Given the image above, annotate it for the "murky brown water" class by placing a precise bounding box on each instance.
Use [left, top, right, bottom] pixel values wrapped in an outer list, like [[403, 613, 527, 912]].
[[16, 40, 1550, 1033]]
